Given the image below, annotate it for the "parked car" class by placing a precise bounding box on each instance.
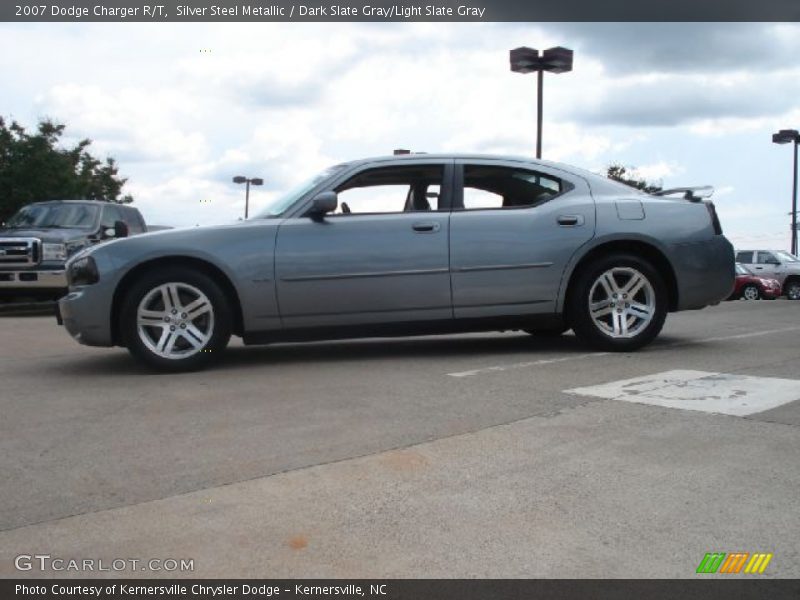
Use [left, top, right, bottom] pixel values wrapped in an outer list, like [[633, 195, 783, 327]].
[[729, 263, 781, 300], [57, 154, 735, 371], [735, 249, 800, 300], [0, 200, 146, 299]]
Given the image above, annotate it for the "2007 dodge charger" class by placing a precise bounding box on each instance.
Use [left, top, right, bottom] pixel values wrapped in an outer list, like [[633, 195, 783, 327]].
[[58, 154, 735, 371]]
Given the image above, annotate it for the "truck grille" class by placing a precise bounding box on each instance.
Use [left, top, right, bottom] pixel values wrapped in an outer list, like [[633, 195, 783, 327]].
[[0, 238, 40, 266]]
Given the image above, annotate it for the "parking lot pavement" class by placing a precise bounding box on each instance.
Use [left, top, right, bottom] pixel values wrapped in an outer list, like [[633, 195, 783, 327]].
[[0, 300, 799, 577]]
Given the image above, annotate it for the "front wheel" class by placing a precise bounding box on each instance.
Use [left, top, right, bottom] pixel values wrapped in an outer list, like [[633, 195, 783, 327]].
[[569, 254, 667, 352], [740, 284, 761, 301], [120, 268, 232, 371]]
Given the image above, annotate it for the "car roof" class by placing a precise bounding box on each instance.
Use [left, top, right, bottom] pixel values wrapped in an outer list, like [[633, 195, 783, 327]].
[[340, 153, 572, 169], [337, 153, 634, 193], [29, 200, 112, 205]]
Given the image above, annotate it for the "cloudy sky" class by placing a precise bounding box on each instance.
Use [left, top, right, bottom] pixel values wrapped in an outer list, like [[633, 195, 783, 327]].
[[1, 22, 799, 250]]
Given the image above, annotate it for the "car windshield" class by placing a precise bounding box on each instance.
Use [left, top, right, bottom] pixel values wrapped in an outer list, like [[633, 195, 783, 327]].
[[735, 264, 752, 275], [5, 203, 99, 229], [252, 165, 346, 218], [775, 251, 799, 263]]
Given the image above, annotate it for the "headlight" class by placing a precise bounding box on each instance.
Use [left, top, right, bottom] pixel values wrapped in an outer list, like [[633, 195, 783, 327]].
[[42, 242, 67, 261], [67, 256, 99, 286]]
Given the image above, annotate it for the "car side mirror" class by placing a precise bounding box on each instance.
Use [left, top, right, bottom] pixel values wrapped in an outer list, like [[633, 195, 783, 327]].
[[308, 191, 338, 218], [114, 220, 129, 238]]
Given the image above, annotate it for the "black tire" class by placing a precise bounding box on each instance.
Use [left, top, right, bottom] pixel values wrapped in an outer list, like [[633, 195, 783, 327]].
[[120, 267, 232, 372], [785, 279, 800, 301], [740, 284, 761, 301], [568, 253, 668, 352]]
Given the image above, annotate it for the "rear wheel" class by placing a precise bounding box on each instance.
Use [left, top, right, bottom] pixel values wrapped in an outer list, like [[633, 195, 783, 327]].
[[121, 268, 231, 371], [569, 254, 667, 352], [740, 284, 761, 301]]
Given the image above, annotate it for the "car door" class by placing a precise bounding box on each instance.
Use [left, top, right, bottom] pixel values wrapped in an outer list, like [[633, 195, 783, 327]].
[[274, 161, 454, 328], [449, 159, 595, 318]]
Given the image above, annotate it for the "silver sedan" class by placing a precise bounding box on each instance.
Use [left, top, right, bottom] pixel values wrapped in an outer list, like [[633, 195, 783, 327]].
[[58, 154, 735, 371]]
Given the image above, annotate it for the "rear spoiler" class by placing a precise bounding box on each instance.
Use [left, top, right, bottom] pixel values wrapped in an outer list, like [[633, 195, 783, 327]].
[[653, 186, 714, 202]]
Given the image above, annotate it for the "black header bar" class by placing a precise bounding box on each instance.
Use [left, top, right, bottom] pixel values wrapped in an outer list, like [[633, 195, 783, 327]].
[[3, 0, 800, 22], [5, 579, 800, 600]]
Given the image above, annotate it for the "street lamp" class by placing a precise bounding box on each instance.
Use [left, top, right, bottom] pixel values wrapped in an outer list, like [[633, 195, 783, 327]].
[[510, 46, 573, 159], [232, 175, 263, 219], [772, 129, 800, 255]]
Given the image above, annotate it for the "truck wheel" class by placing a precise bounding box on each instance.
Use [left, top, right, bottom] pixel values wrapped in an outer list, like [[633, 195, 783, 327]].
[[740, 284, 761, 301], [786, 280, 800, 300], [120, 268, 231, 371], [569, 254, 667, 352]]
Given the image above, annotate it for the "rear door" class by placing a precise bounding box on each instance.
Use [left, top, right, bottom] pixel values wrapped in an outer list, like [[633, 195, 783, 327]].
[[449, 159, 595, 318]]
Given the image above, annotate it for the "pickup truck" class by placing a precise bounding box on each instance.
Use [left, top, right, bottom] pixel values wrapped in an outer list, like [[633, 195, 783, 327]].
[[0, 200, 146, 298], [735, 249, 800, 300]]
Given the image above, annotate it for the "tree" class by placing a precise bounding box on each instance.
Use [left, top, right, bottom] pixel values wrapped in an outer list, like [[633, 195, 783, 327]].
[[606, 163, 663, 194], [0, 117, 133, 222]]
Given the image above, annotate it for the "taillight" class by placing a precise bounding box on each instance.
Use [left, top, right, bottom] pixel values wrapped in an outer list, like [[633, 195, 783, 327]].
[[705, 201, 723, 235]]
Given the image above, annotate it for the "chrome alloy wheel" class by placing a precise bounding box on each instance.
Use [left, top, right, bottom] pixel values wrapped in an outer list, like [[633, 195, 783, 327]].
[[136, 282, 214, 359], [588, 267, 655, 339], [787, 282, 800, 300], [742, 285, 760, 301]]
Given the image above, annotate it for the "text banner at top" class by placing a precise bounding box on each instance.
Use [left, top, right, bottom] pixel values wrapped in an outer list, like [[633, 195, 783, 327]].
[[3, 0, 800, 22]]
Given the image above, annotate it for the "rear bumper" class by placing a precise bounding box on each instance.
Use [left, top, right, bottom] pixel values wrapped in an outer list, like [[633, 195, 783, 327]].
[[671, 236, 735, 310], [0, 269, 66, 290]]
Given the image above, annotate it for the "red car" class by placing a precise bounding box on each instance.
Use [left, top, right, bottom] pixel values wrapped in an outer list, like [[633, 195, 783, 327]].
[[729, 263, 781, 300]]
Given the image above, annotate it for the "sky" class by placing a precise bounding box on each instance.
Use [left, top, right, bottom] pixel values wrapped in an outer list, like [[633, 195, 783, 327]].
[[1, 22, 799, 251]]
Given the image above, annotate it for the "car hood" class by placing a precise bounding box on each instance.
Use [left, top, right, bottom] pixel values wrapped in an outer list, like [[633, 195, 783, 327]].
[[0, 227, 89, 244]]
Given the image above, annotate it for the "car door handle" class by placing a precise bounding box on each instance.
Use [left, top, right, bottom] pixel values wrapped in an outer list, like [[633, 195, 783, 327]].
[[412, 222, 440, 233], [557, 215, 584, 226]]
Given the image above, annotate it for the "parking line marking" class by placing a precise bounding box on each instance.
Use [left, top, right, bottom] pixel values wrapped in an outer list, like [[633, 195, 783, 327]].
[[446, 325, 800, 378], [447, 352, 609, 377]]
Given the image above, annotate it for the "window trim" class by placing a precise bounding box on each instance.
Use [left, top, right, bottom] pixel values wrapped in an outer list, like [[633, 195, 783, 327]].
[[451, 162, 575, 212], [294, 160, 455, 219]]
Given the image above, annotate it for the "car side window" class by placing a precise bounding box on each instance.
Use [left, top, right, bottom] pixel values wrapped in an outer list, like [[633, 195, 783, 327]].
[[461, 165, 563, 210], [333, 165, 444, 215], [122, 207, 144, 234], [757, 252, 777, 264], [100, 204, 123, 230], [736, 251, 754, 263]]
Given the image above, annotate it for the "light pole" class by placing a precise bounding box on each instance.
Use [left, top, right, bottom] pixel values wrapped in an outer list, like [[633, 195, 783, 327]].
[[232, 175, 263, 219], [510, 46, 573, 159], [772, 129, 799, 255]]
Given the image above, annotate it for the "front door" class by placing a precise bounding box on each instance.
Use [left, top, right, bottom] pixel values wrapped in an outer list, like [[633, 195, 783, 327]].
[[275, 162, 453, 328]]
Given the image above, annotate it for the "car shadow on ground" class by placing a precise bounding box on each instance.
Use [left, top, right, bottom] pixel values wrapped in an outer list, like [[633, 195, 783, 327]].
[[221, 332, 588, 367], [52, 331, 700, 377], [52, 332, 596, 376]]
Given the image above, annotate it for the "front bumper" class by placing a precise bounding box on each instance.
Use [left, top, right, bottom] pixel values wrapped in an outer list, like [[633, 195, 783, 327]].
[[58, 285, 115, 347], [0, 269, 67, 289]]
